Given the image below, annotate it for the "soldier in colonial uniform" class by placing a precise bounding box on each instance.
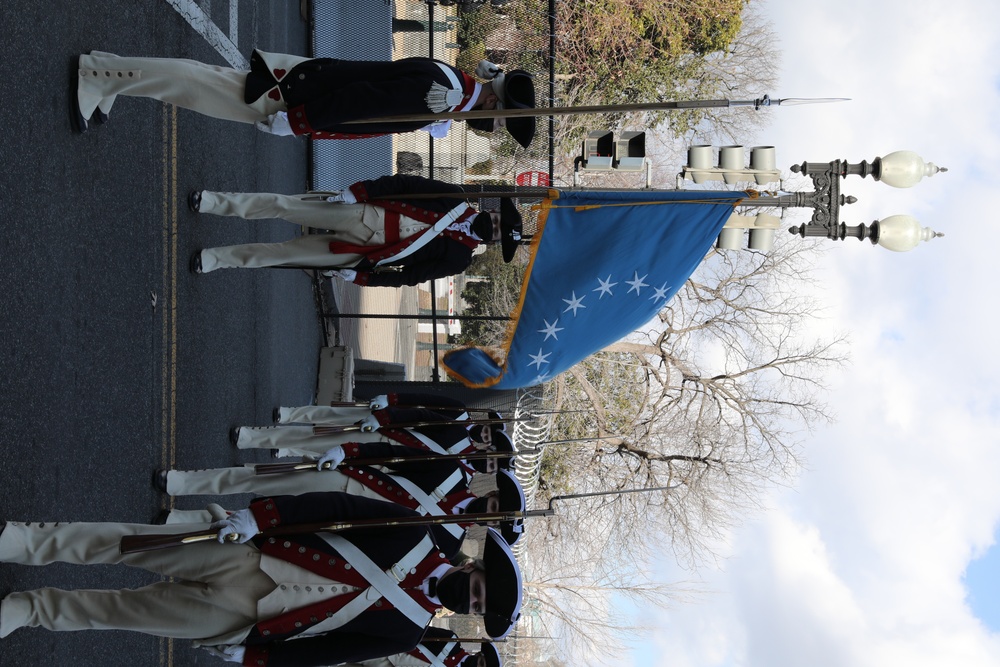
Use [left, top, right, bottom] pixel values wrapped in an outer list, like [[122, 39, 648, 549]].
[[188, 174, 522, 285], [155, 454, 527, 553], [73, 50, 535, 147], [0, 494, 522, 666]]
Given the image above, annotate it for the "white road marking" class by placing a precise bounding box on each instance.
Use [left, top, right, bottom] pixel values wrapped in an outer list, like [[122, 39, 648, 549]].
[[164, 0, 248, 69], [229, 1, 239, 47]]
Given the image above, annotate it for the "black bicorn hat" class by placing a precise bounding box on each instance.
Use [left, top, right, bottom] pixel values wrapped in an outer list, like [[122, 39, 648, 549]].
[[498, 198, 523, 264], [495, 468, 527, 546], [478, 642, 503, 667], [482, 528, 523, 639], [467, 67, 536, 149]]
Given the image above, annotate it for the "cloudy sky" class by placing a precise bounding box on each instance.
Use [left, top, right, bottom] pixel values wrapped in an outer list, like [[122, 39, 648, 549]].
[[629, 1, 1000, 665]]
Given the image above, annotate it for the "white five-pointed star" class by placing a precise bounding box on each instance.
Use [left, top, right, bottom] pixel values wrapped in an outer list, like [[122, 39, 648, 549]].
[[530, 371, 551, 384], [593, 275, 617, 298], [538, 319, 564, 341], [528, 348, 552, 370], [562, 291, 586, 316], [651, 282, 670, 301], [626, 271, 649, 295]]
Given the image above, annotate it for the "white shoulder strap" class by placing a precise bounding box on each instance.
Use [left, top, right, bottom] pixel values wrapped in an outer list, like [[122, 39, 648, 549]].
[[319, 533, 436, 628], [374, 203, 473, 267], [415, 641, 457, 667], [390, 470, 467, 541]]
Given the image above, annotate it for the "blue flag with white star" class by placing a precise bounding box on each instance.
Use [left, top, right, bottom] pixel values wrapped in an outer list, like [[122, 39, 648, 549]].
[[442, 189, 741, 389]]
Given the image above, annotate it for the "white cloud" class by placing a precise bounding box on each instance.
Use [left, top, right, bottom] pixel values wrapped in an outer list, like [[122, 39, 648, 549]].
[[631, 1, 1000, 666]]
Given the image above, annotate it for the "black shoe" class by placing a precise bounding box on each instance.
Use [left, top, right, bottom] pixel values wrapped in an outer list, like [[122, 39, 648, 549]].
[[94, 108, 109, 125], [151, 510, 171, 525], [272, 407, 281, 423], [229, 427, 240, 446], [152, 469, 168, 492], [270, 448, 280, 459], [187, 190, 202, 213], [190, 251, 203, 274]]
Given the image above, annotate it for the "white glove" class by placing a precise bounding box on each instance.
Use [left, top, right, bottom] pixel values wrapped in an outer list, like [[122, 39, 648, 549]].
[[317, 445, 346, 470], [475, 60, 501, 80], [357, 414, 381, 433], [254, 111, 294, 136], [330, 269, 357, 282], [418, 120, 452, 138], [369, 394, 389, 410], [213, 509, 259, 544], [202, 645, 246, 663], [325, 190, 357, 204]]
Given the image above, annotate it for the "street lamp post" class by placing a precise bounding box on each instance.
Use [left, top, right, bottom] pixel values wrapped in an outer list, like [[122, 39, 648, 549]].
[[741, 150, 946, 251]]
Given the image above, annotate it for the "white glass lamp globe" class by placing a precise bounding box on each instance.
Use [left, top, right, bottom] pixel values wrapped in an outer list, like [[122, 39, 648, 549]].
[[877, 214, 944, 251], [878, 151, 947, 188]]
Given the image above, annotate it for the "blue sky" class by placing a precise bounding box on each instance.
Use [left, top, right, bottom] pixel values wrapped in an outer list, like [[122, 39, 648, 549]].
[[965, 540, 1000, 632]]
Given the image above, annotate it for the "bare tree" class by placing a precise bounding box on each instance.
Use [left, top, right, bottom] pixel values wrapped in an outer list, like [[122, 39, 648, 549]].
[[557, 0, 781, 148], [670, 4, 782, 143], [519, 241, 847, 662]]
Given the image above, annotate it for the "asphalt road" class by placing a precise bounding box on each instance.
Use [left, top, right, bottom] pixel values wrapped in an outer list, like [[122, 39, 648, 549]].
[[0, 2, 336, 664]]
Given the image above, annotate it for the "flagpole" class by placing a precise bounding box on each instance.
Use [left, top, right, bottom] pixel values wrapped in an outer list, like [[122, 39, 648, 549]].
[[342, 95, 849, 126]]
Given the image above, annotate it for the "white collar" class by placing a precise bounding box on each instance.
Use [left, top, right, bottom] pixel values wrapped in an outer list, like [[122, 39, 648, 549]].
[[423, 562, 454, 604]]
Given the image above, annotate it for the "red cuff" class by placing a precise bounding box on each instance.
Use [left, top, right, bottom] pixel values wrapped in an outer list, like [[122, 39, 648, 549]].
[[342, 442, 362, 459], [286, 105, 313, 136], [249, 498, 282, 530], [353, 271, 370, 286], [349, 181, 369, 203], [243, 646, 269, 666]]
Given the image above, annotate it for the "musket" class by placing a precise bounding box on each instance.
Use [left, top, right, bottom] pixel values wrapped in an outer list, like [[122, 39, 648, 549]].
[[421, 637, 503, 644], [341, 95, 849, 126], [254, 450, 516, 476], [253, 436, 622, 475], [119, 508, 550, 555], [311, 416, 530, 437], [121, 478, 692, 553], [321, 400, 584, 419], [324, 400, 509, 412]]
